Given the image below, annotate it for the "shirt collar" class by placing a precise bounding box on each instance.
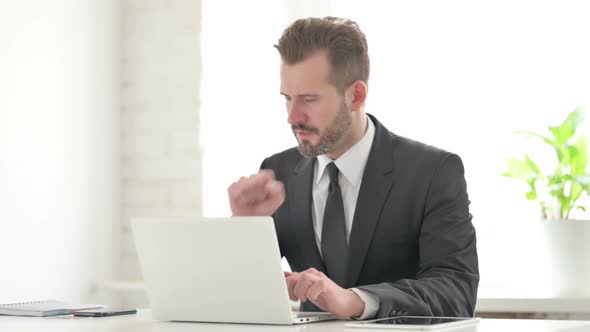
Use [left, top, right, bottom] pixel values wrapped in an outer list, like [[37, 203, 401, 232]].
[[315, 115, 376, 187]]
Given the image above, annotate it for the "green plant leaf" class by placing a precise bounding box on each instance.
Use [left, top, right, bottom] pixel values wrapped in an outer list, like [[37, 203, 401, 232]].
[[525, 190, 537, 200], [561, 196, 571, 219], [549, 126, 570, 146], [564, 144, 578, 165], [503, 158, 537, 180], [515, 130, 557, 147], [571, 136, 588, 175], [525, 179, 537, 201], [564, 108, 585, 130], [547, 174, 564, 187], [569, 182, 584, 208], [524, 154, 542, 175], [555, 146, 565, 164], [550, 108, 585, 145], [549, 187, 564, 200]]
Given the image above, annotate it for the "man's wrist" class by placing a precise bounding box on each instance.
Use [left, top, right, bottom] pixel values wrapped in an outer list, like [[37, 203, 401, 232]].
[[348, 289, 366, 318], [349, 288, 379, 319]]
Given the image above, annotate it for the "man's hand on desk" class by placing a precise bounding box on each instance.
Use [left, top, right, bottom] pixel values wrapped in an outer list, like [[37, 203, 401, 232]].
[[228, 170, 285, 216], [285, 269, 365, 318]]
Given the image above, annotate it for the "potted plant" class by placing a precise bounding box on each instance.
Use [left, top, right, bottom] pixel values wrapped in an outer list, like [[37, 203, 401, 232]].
[[503, 108, 590, 296], [503, 108, 590, 220]]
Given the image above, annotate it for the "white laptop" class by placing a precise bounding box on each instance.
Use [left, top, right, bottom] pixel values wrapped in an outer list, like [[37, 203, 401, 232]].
[[131, 217, 337, 325]]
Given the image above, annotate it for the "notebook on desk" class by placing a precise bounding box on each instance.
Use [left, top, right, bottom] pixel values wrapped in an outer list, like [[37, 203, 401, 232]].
[[0, 300, 102, 317]]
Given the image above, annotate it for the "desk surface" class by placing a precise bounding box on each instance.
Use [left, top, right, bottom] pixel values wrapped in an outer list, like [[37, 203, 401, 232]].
[[0, 310, 588, 332], [100, 280, 590, 314], [476, 297, 590, 313]]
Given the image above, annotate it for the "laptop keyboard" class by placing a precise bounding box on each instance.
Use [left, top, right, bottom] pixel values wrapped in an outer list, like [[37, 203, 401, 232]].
[[293, 312, 332, 318]]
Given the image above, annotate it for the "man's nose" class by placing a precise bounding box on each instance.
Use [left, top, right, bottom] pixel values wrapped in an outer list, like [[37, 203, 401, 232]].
[[287, 100, 307, 125]]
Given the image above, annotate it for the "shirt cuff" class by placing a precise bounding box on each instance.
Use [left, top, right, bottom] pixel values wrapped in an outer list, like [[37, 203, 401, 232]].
[[290, 300, 301, 311], [350, 288, 379, 320]]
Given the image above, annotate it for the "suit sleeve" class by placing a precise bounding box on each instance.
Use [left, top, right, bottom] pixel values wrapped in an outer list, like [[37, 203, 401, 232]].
[[357, 153, 479, 318], [259, 157, 285, 259]]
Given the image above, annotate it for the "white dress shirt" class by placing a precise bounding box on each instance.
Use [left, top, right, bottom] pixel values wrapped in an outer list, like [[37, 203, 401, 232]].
[[311, 115, 379, 319]]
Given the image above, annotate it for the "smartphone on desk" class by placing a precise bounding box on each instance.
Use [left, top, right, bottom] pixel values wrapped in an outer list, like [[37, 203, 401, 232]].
[[73, 308, 137, 317]]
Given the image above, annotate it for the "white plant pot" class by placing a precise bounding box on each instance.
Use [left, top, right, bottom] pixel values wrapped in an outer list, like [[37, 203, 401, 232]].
[[541, 220, 590, 297]]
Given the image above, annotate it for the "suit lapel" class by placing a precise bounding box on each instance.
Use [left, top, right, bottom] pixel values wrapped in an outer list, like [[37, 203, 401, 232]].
[[288, 157, 326, 273], [346, 115, 396, 288]]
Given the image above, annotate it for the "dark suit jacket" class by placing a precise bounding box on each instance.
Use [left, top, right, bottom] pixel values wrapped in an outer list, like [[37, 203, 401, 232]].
[[260, 114, 479, 318]]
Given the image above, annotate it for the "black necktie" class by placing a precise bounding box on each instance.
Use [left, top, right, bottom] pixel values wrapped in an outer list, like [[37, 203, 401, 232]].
[[321, 162, 348, 287]]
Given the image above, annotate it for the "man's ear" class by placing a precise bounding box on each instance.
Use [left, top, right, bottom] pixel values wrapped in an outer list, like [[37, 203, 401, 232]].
[[347, 80, 367, 112]]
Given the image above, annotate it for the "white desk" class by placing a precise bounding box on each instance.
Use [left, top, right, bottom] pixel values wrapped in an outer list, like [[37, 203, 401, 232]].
[[0, 310, 588, 332], [476, 297, 590, 313], [98, 281, 590, 315]]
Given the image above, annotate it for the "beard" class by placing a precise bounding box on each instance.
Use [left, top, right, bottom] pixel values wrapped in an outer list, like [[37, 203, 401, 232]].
[[292, 100, 352, 158]]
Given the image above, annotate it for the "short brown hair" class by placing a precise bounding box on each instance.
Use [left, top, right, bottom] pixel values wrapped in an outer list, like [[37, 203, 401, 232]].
[[274, 17, 370, 93]]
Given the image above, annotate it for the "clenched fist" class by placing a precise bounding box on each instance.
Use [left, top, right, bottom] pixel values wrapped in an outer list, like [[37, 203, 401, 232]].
[[228, 170, 286, 216]]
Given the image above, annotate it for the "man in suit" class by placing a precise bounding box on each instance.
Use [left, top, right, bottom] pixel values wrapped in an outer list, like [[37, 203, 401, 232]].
[[227, 17, 479, 319]]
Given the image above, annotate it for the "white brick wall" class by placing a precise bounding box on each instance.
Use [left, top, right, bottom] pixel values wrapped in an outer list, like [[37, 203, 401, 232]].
[[1, 0, 120, 306], [120, 0, 201, 307]]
